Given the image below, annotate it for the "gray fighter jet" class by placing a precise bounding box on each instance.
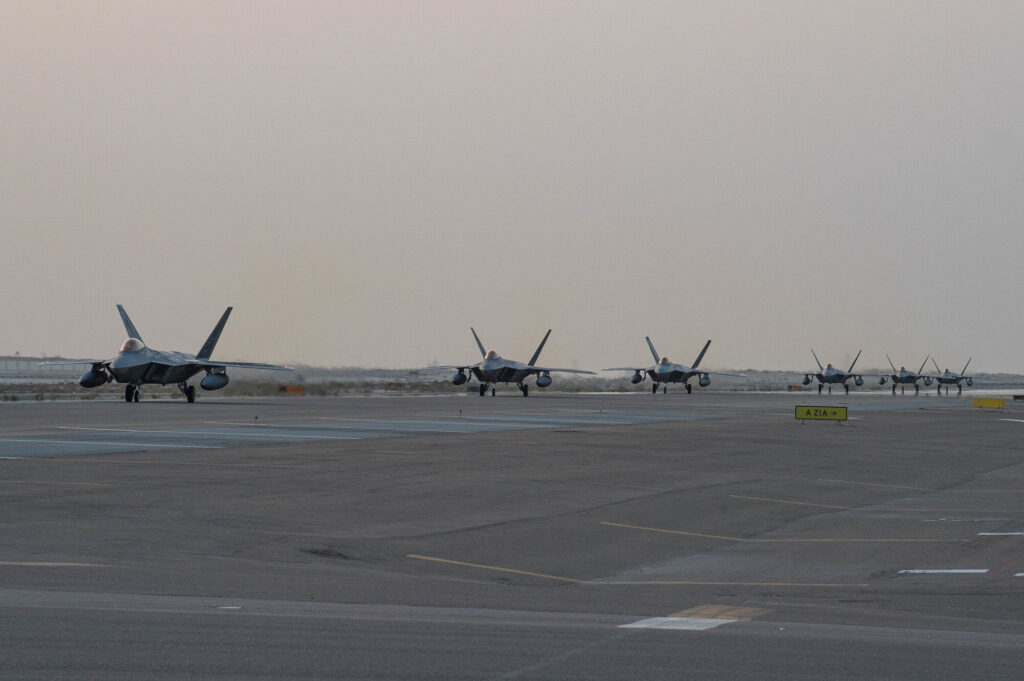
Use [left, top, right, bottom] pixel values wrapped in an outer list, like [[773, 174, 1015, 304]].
[[930, 357, 973, 395], [444, 328, 593, 396], [802, 349, 864, 394], [50, 305, 291, 403], [606, 337, 743, 394], [877, 355, 933, 395]]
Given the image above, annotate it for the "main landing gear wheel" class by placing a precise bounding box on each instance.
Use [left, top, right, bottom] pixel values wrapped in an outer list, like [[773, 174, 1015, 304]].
[[818, 384, 823, 394], [519, 384, 528, 397], [491, 387, 496, 397], [892, 385, 896, 395], [124, 385, 133, 402], [479, 384, 486, 397], [914, 385, 919, 395], [186, 385, 196, 403], [957, 385, 962, 396], [686, 384, 692, 394], [652, 383, 658, 394], [663, 386, 667, 394], [843, 384, 849, 394]]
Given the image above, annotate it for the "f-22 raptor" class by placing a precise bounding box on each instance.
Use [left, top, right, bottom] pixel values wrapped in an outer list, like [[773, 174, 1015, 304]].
[[53, 305, 291, 403], [606, 337, 743, 394], [931, 358, 974, 395], [802, 349, 864, 394], [444, 328, 593, 396], [877, 355, 933, 395]]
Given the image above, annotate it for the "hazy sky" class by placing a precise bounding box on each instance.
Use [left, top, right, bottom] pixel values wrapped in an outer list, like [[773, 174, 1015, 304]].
[[2, 1, 1022, 372]]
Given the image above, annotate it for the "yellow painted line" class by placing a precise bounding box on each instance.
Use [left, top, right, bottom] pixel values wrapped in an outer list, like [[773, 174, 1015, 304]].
[[406, 554, 581, 583], [0, 561, 117, 568], [670, 605, 769, 621], [602, 522, 742, 541], [817, 478, 932, 491], [601, 522, 962, 543], [729, 495, 851, 510]]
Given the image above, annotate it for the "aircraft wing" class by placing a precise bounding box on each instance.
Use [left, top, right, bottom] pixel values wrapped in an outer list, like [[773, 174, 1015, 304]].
[[425, 363, 481, 371], [701, 370, 746, 378], [603, 367, 645, 372], [198, 361, 293, 371], [38, 360, 111, 367], [524, 366, 595, 375]]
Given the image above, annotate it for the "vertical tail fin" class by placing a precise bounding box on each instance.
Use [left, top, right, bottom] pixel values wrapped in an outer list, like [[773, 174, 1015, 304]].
[[811, 349, 824, 372], [116, 304, 143, 342], [198, 307, 232, 360], [645, 337, 661, 364], [528, 329, 552, 367], [691, 340, 711, 369], [916, 355, 930, 375], [932, 357, 942, 375], [847, 349, 862, 373], [886, 354, 898, 373], [960, 358, 972, 376], [470, 328, 487, 358]]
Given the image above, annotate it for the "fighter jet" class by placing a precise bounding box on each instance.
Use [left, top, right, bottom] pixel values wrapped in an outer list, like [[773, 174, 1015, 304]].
[[47, 305, 291, 403], [930, 357, 974, 395], [443, 328, 593, 396], [605, 337, 743, 394], [877, 355, 933, 395], [802, 349, 864, 394]]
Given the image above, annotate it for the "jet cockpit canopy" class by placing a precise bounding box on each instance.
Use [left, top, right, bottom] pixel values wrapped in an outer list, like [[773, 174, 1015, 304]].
[[120, 337, 145, 352], [659, 357, 670, 365], [485, 350, 499, 360]]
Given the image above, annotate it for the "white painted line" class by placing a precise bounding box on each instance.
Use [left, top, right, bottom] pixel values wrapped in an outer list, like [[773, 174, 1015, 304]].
[[898, 569, 988, 575], [978, 532, 1024, 536], [63, 428, 359, 442], [1016, 573, 1024, 577], [999, 419, 1024, 424], [620, 617, 733, 631], [0, 438, 220, 449]]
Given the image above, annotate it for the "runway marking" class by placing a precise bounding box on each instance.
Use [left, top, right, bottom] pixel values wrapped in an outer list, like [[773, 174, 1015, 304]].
[[61, 426, 359, 442], [406, 554, 581, 583], [103, 460, 317, 469], [0, 480, 107, 486], [728, 495, 852, 510], [1016, 573, 1024, 577], [978, 532, 1024, 536], [0, 438, 220, 450], [817, 478, 932, 491], [0, 561, 116, 568], [601, 579, 868, 587], [670, 605, 768, 621], [901, 565, 987, 569], [620, 617, 732, 631], [600, 522, 958, 543], [205, 421, 479, 433], [999, 419, 1024, 424], [407, 554, 868, 588]]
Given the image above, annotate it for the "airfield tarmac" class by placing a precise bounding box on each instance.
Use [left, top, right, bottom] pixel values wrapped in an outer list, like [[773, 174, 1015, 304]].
[[1, 390, 1023, 679]]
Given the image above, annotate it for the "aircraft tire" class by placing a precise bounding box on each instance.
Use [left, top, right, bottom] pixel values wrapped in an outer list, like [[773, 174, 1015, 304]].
[[132, 387, 139, 403], [186, 385, 196, 403], [125, 385, 133, 403], [479, 384, 486, 397]]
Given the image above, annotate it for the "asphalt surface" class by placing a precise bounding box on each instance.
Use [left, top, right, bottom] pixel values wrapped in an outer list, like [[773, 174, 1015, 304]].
[[1, 390, 1023, 679]]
